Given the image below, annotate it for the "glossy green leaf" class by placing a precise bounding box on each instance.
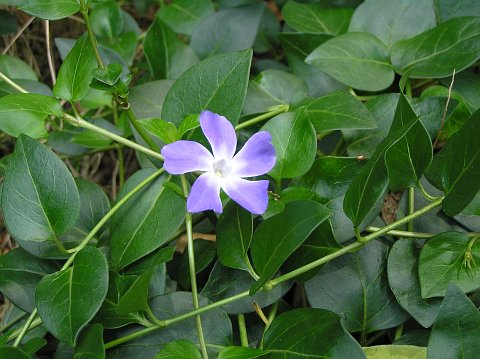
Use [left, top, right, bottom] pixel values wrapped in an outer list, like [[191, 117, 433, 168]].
[[304, 90, 376, 132], [385, 93, 432, 191], [178, 239, 216, 290], [0, 93, 62, 138], [1, 135, 80, 258], [116, 268, 155, 314], [155, 340, 201, 359], [74, 324, 105, 359], [36, 247, 108, 345], [419, 232, 480, 298], [387, 239, 442, 328], [0, 347, 32, 359], [190, 3, 265, 58], [306, 240, 409, 333], [23, 337, 46, 356], [144, 16, 198, 80], [250, 200, 331, 294], [162, 49, 252, 126], [202, 261, 292, 315], [306, 32, 394, 91], [391, 17, 480, 78], [364, 345, 427, 359], [427, 283, 480, 358], [54, 34, 98, 102], [0, 54, 37, 80], [263, 308, 365, 358], [139, 119, 179, 144], [343, 117, 420, 229], [110, 169, 185, 270], [435, 0, 480, 22], [349, 0, 436, 49], [90, 1, 123, 39], [0, 80, 52, 97], [282, 1, 353, 35], [158, 0, 214, 35], [218, 347, 267, 359], [16, 0, 79, 20], [243, 69, 307, 114], [92, 63, 122, 86], [216, 201, 253, 271], [0, 248, 58, 312], [261, 109, 316, 180], [129, 80, 173, 120], [441, 109, 480, 215]]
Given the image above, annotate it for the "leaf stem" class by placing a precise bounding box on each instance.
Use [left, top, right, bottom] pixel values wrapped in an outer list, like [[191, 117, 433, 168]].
[[364, 226, 433, 239], [417, 181, 442, 202], [408, 187, 415, 232], [180, 175, 209, 359], [237, 314, 249, 347], [125, 108, 160, 152], [235, 105, 289, 131], [79, 0, 105, 68], [12, 309, 37, 346], [0, 312, 27, 334], [0, 71, 28, 93]]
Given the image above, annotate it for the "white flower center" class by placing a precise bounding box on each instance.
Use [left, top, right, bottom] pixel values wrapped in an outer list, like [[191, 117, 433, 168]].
[[213, 159, 229, 178]]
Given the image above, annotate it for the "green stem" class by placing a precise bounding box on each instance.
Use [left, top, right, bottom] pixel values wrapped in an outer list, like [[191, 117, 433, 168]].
[[79, 0, 105, 68], [180, 175, 209, 359], [0, 71, 28, 93], [125, 108, 160, 152], [405, 79, 412, 98], [364, 226, 433, 239], [234, 105, 289, 131], [237, 314, 249, 347], [64, 113, 164, 161], [417, 181, 442, 202], [408, 187, 415, 232], [0, 312, 28, 334], [12, 309, 37, 346], [259, 301, 279, 349]]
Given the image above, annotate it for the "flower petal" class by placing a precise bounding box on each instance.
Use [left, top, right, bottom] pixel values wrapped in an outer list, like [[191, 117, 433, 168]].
[[230, 131, 276, 177], [200, 110, 237, 160], [187, 173, 223, 213], [222, 178, 270, 214], [161, 140, 214, 174]]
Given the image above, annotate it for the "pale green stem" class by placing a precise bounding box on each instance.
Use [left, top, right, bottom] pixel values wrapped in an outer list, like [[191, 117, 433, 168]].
[[180, 175, 209, 359], [234, 105, 289, 131], [237, 314, 249, 347], [365, 226, 433, 239], [125, 108, 160, 152], [12, 309, 37, 346], [0, 71, 28, 93], [259, 301, 279, 349], [79, 0, 105, 68], [417, 181, 442, 202], [408, 187, 415, 232]]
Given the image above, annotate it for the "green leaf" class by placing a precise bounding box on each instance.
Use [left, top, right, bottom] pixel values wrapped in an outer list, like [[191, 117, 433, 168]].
[[443, 71, 480, 112], [250, 200, 331, 294], [110, 169, 185, 270], [54, 34, 98, 102], [263, 308, 365, 358], [282, 0, 353, 35], [385, 93, 432, 191], [116, 268, 156, 314], [1, 135, 80, 258], [441, 109, 480, 215], [349, 0, 436, 49], [390, 17, 480, 78], [427, 283, 480, 358], [178, 240, 216, 290], [17, 0, 79, 20], [343, 117, 420, 229], [363, 345, 427, 359], [216, 201, 253, 271], [0, 54, 37, 80], [190, 3, 265, 58], [162, 49, 252, 126], [218, 347, 267, 359], [89, 1, 123, 39], [306, 32, 394, 91], [306, 240, 409, 333], [0, 93, 62, 138], [36, 246, 108, 345], [0, 347, 32, 359], [419, 232, 480, 298], [261, 109, 316, 180], [0, 248, 58, 312], [202, 261, 292, 315], [387, 239, 442, 328], [144, 16, 199, 80], [155, 340, 201, 359], [243, 69, 307, 115], [92, 63, 122, 86], [139, 119, 179, 144], [129, 80, 173, 120], [304, 90, 376, 132], [435, 0, 480, 22], [0, 80, 52, 97], [158, 0, 215, 35], [74, 324, 105, 359]]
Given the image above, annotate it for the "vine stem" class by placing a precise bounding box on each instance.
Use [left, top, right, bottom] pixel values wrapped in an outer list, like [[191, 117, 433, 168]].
[[237, 314, 248, 347], [125, 108, 160, 152], [234, 105, 289, 131], [79, 0, 105, 68], [8, 168, 165, 344], [180, 175, 209, 359], [0, 71, 28, 93], [408, 187, 415, 232]]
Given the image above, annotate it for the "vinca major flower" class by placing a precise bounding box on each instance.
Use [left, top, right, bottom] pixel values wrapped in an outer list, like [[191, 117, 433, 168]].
[[161, 110, 276, 214]]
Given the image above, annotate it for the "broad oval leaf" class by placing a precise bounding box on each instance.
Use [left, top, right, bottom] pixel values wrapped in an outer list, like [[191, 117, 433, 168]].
[[306, 32, 394, 91], [0, 93, 62, 138], [349, 0, 436, 49], [250, 200, 331, 294], [161, 49, 252, 126], [158, 0, 215, 35], [0, 347, 32, 359], [305, 239, 409, 333], [436, 0, 480, 22], [17, 0, 79, 20], [304, 90, 376, 132], [54, 34, 98, 102], [218, 347, 267, 359], [0, 248, 58, 312], [419, 232, 480, 298], [155, 340, 201, 359], [74, 324, 105, 359], [390, 16, 480, 78], [261, 109, 316, 180], [110, 169, 185, 270], [35, 246, 109, 345], [1, 135, 80, 258], [263, 308, 365, 358], [0, 54, 37, 80]]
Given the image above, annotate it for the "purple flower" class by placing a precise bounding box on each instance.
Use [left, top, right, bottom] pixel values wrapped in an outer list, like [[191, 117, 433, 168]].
[[161, 111, 276, 214]]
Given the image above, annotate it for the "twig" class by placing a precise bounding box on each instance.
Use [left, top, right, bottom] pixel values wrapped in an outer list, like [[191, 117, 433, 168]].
[[44, 20, 56, 85], [433, 69, 456, 148], [2, 17, 35, 55]]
